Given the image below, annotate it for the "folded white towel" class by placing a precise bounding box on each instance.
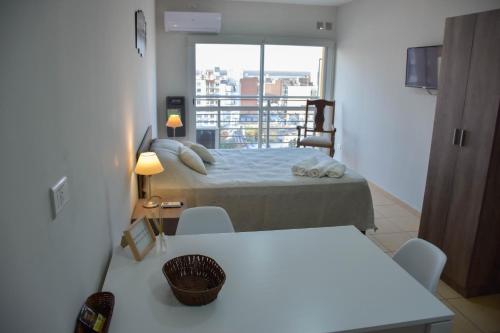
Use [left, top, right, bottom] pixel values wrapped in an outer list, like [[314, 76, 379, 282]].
[[291, 157, 318, 176], [307, 159, 335, 178], [326, 162, 346, 178]]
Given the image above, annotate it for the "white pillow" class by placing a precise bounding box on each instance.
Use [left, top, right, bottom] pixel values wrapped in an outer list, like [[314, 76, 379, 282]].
[[151, 139, 183, 154], [179, 147, 207, 175], [183, 141, 215, 164]]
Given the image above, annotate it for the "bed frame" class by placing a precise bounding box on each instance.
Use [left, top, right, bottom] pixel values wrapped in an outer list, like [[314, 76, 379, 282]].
[[136, 125, 153, 198]]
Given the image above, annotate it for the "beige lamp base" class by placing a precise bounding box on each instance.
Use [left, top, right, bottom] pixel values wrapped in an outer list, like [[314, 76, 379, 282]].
[[143, 199, 159, 208], [143, 175, 159, 208]]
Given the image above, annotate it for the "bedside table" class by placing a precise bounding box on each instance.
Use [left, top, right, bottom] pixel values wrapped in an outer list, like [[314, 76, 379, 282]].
[[131, 198, 187, 236]]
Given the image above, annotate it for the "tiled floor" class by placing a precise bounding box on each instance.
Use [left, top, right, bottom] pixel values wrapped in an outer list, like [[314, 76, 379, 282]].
[[367, 183, 500, 333]]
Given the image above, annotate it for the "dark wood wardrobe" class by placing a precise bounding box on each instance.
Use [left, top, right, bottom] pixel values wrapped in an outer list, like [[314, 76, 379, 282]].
[[419, 9, 500, 297]]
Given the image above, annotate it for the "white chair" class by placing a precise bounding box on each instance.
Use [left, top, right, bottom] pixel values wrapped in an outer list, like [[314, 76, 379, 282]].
[[392, 238, 447, 294], [176, 206, 235, 235]]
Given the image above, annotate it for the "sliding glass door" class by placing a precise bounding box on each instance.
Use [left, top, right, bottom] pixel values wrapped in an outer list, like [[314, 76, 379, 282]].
[[195, 43, 261, 148], [263, 45, 325, 148], [194, 42, 326, 149]]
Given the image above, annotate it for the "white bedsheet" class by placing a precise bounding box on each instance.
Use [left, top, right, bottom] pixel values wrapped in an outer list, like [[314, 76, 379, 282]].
[[150, 145, 375, 232]]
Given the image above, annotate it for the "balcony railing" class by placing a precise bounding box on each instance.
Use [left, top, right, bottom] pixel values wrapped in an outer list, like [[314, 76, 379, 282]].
[[195, 96, 318, 149]]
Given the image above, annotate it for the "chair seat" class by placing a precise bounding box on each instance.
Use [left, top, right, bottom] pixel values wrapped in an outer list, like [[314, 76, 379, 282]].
[[299, 135, 332, 148]]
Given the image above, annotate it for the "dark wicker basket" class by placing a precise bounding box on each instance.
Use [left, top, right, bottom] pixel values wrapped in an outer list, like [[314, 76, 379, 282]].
[[75, 292, 115, 333], [162, 255, 226, 306]]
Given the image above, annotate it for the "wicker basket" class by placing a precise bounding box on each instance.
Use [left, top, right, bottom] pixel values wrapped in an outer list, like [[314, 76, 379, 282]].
[[75, 292, 115, 333], [162, 255, 226, 306]]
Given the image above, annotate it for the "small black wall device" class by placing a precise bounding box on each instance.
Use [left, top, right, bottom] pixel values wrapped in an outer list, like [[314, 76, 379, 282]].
[[166, 96, 186, 137]]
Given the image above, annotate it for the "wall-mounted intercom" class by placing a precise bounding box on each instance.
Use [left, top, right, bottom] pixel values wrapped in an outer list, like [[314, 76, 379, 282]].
[[166, 96, 186, 137]]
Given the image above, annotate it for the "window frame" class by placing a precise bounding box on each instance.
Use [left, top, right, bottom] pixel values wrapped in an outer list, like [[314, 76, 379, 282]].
[[186, 35, 336, 146]]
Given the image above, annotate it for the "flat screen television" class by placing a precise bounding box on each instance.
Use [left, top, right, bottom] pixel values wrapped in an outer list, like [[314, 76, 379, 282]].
[[405, 45, 442, 89]]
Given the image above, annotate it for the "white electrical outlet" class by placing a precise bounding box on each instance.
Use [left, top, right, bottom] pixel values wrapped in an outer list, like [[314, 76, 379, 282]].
[[50, 176, 70, 218], [336, 143, 343, 151]]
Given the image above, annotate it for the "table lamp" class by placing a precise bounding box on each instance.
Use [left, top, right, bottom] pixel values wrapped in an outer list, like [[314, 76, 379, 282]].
[[166, 114, 183, 137], [135, 152, 164, 208]]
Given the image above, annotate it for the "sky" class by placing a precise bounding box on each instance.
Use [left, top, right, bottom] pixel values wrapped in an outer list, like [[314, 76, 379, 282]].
[[196, 44, 324, 81]]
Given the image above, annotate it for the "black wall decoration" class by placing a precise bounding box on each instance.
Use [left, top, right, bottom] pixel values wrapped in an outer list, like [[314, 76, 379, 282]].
[[135, 10, 146, 57]]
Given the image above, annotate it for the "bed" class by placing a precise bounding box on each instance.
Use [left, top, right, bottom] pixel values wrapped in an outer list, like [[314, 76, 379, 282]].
[[137, 127, 375, 232]]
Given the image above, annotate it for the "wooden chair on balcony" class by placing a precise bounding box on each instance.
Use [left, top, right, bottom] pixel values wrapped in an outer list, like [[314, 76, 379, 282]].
[[296, 99, 336, 157]]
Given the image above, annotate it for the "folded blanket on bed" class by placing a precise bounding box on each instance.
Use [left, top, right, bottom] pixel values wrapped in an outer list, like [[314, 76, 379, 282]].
[[326, 162, 346, 178], [291, 157, 318, 176]]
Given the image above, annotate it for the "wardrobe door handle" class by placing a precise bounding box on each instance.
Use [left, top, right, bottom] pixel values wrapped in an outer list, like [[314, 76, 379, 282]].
[[459, 129, 466, 147], [452, 128, 461, 145]]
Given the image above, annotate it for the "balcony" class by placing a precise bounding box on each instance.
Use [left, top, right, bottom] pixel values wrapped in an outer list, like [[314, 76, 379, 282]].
[[195, 96, 316, 149]]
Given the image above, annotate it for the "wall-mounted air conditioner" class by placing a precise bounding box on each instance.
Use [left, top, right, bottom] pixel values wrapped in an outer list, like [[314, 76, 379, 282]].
[[196, 127, 219, 149], [164, 11, 222, 33]]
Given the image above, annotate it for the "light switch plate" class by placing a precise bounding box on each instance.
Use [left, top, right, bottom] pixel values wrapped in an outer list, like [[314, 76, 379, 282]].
[[50, 176, 70, 218]]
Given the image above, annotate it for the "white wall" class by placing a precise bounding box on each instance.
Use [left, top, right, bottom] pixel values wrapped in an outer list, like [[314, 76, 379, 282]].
[[156, 0, 337, 139], [335, 0, 500, 211], [0, 0, 156, 331]]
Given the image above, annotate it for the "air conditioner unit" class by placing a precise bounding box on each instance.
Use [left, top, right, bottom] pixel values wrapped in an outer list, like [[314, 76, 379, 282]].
[[164, 11, 222, 33], [196, 127, 219, 149]]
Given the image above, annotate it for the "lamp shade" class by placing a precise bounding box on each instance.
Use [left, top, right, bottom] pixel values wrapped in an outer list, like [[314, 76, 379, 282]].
[[135, 152, 164, 175], [166, 114, 183, 128]]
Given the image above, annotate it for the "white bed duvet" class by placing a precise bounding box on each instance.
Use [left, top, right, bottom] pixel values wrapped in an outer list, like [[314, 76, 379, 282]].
[[150, 144, 375, 232]]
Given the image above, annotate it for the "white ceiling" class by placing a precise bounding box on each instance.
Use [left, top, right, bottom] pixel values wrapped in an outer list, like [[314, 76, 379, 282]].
[[223, 0, 352, 6]]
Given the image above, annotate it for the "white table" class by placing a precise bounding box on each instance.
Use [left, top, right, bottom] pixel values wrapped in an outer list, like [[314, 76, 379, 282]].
[[103, 226, 453, 333]]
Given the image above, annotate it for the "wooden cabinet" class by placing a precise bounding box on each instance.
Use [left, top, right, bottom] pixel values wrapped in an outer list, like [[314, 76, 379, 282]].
[[419, 9, 500, 297]]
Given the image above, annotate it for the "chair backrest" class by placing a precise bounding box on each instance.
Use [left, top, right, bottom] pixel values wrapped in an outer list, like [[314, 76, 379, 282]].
[[176, 206, 235, 235], [392, 238, 447, 294], [304, 99, 335, 132]]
